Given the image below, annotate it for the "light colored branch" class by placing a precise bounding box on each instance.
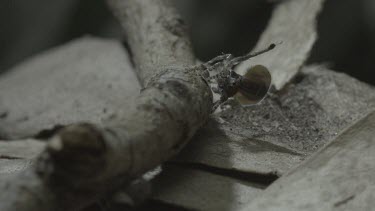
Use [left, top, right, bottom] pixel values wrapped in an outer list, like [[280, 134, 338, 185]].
[[108, 0, 196, 85], [0, 0, 212, 210]]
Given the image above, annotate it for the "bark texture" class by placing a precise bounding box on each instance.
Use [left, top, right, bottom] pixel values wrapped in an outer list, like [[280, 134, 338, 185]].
[[0, 0, 212, 210], [107, 0, 196, 85]]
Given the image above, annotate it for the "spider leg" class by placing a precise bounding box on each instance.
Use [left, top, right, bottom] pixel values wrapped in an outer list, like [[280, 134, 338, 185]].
[[229, 43, 276, 67], [205, 54, 232, 65], [212, 93, 228, 112], [203, 54, 233, 71]]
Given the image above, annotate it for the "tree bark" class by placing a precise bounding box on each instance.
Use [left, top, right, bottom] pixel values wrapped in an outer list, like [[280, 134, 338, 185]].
[[0, 0, 212, 210]]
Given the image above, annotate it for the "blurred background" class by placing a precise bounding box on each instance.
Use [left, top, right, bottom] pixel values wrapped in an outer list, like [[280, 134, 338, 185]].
[[0, 0, 374, 85]]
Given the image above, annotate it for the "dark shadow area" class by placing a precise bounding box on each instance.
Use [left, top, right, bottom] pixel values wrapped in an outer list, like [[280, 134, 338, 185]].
[[2, 0, 375, 86], [308, 0, 375, 85], [0, 0, 121, 72], [63, 0, 122, 40], [84, 199, 193, 211], [0, 0, 274, 72], [167, 162, 279, 187], [176, 0, 274, 61]]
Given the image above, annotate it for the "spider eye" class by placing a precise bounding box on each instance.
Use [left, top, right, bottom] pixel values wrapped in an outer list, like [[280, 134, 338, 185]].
[[234, 65, 271, 106]]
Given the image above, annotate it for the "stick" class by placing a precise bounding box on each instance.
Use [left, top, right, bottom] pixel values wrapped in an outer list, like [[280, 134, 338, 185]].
[[0, 1, 212, 210]]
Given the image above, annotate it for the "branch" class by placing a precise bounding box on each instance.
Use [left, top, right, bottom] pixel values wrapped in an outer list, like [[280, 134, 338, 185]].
[[108, 0, 196, 85], [0, 0, 212, 210]]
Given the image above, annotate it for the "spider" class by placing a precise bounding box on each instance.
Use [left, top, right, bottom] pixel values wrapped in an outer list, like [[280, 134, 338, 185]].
[[199, 43, 276, 111]]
